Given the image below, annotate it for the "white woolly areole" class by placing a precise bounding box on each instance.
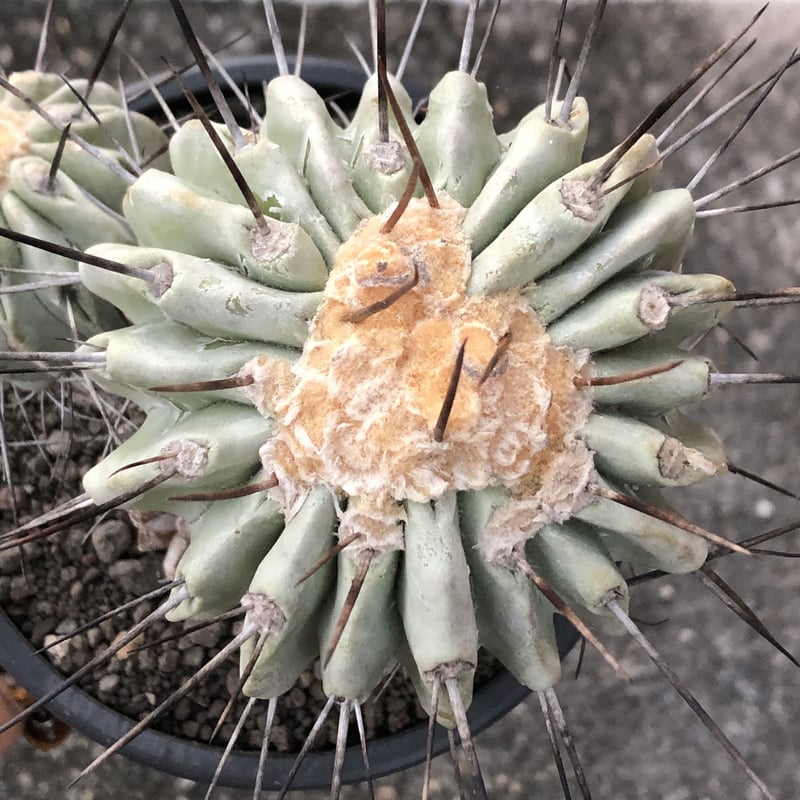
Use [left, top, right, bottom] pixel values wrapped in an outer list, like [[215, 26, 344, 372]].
[[480, 446, 596, 564], [249, 196, 594, 554], [366, 140, 408, 175], [638, 284, 671, 330], [251, 219, 292, 262], [559, 177, 605, 221], [162, 440, 209, 479], [241, 592, 287, 636], [657, 437, 717, 482], [337, 494, 406, 555], [426, 659, 476, 682], [22, 159, 61, 195]]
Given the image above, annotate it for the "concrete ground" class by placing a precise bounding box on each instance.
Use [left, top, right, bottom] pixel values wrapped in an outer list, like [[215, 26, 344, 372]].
[[1, 1, 799, 799]]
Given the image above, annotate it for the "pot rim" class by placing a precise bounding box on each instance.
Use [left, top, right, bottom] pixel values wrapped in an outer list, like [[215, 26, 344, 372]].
[[125, 54, 420, 120]]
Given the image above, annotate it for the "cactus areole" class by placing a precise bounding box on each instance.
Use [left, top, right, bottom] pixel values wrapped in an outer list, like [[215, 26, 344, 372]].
[[73, 55, 739, 750]]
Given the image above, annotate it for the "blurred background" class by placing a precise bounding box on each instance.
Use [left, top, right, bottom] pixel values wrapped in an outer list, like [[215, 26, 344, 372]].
[[1, 1, 799, 798]]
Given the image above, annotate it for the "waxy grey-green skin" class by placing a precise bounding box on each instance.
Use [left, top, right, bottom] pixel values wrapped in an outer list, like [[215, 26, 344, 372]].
[[71, 52, 738, 745], [4, 3, 798, 799], [0, 74, 168, 382]]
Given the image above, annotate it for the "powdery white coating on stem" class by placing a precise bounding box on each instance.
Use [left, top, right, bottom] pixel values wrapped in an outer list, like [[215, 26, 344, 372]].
[[247, 195, 594, 551]]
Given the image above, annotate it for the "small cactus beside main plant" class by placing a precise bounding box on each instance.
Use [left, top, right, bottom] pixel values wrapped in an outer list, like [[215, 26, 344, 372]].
[[0, 2, 797, 799], [0, 69, 167, 382]]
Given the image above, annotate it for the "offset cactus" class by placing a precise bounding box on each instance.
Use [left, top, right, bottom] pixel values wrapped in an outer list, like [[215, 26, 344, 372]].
[[0, 1, 799, 798], [0, 59, 168, 383]]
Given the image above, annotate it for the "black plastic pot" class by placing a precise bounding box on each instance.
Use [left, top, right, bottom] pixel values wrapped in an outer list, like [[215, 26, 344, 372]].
[[0, 56, 579, 791], [0, 608, 577, 789], [125, 54, 425, 125]]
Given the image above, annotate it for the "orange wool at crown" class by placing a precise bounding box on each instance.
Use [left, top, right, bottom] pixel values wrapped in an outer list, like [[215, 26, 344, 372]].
[[244, 195, 593, 554]]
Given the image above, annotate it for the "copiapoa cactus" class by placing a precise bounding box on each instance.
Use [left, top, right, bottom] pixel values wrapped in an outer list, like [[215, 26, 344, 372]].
[[0, 18, 169, 384], [0, 1, 799, 798]]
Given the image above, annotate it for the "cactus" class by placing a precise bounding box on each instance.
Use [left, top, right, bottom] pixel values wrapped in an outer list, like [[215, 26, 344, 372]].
[[0, 57, 169, 384], [1, 2, 799, 799]]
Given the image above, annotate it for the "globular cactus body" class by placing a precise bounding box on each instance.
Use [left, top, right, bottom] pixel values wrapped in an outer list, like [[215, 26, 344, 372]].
[[74, 22, 747, 774], [0, 3, 797, 799]]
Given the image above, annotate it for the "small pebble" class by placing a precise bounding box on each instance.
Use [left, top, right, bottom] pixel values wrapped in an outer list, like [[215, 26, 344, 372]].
[[98, 674, 120, 693], [91, 520, 133, 564], [99, 619, 117, 642], [59, 566, 78, 583], [186, 625, 221, 649], [182, 646, 207, 668], [0, 548, 23, 576], [108, 559, 154, 595], [9, 575, 35, 601], [158, 650, 180, 673], [54, 619, 77, 636], [42, 634, 71, 666], [173, 699, 193, 721]]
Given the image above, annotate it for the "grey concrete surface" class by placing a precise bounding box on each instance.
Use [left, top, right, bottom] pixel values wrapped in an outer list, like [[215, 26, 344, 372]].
[[1, 1, 799, 799]]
